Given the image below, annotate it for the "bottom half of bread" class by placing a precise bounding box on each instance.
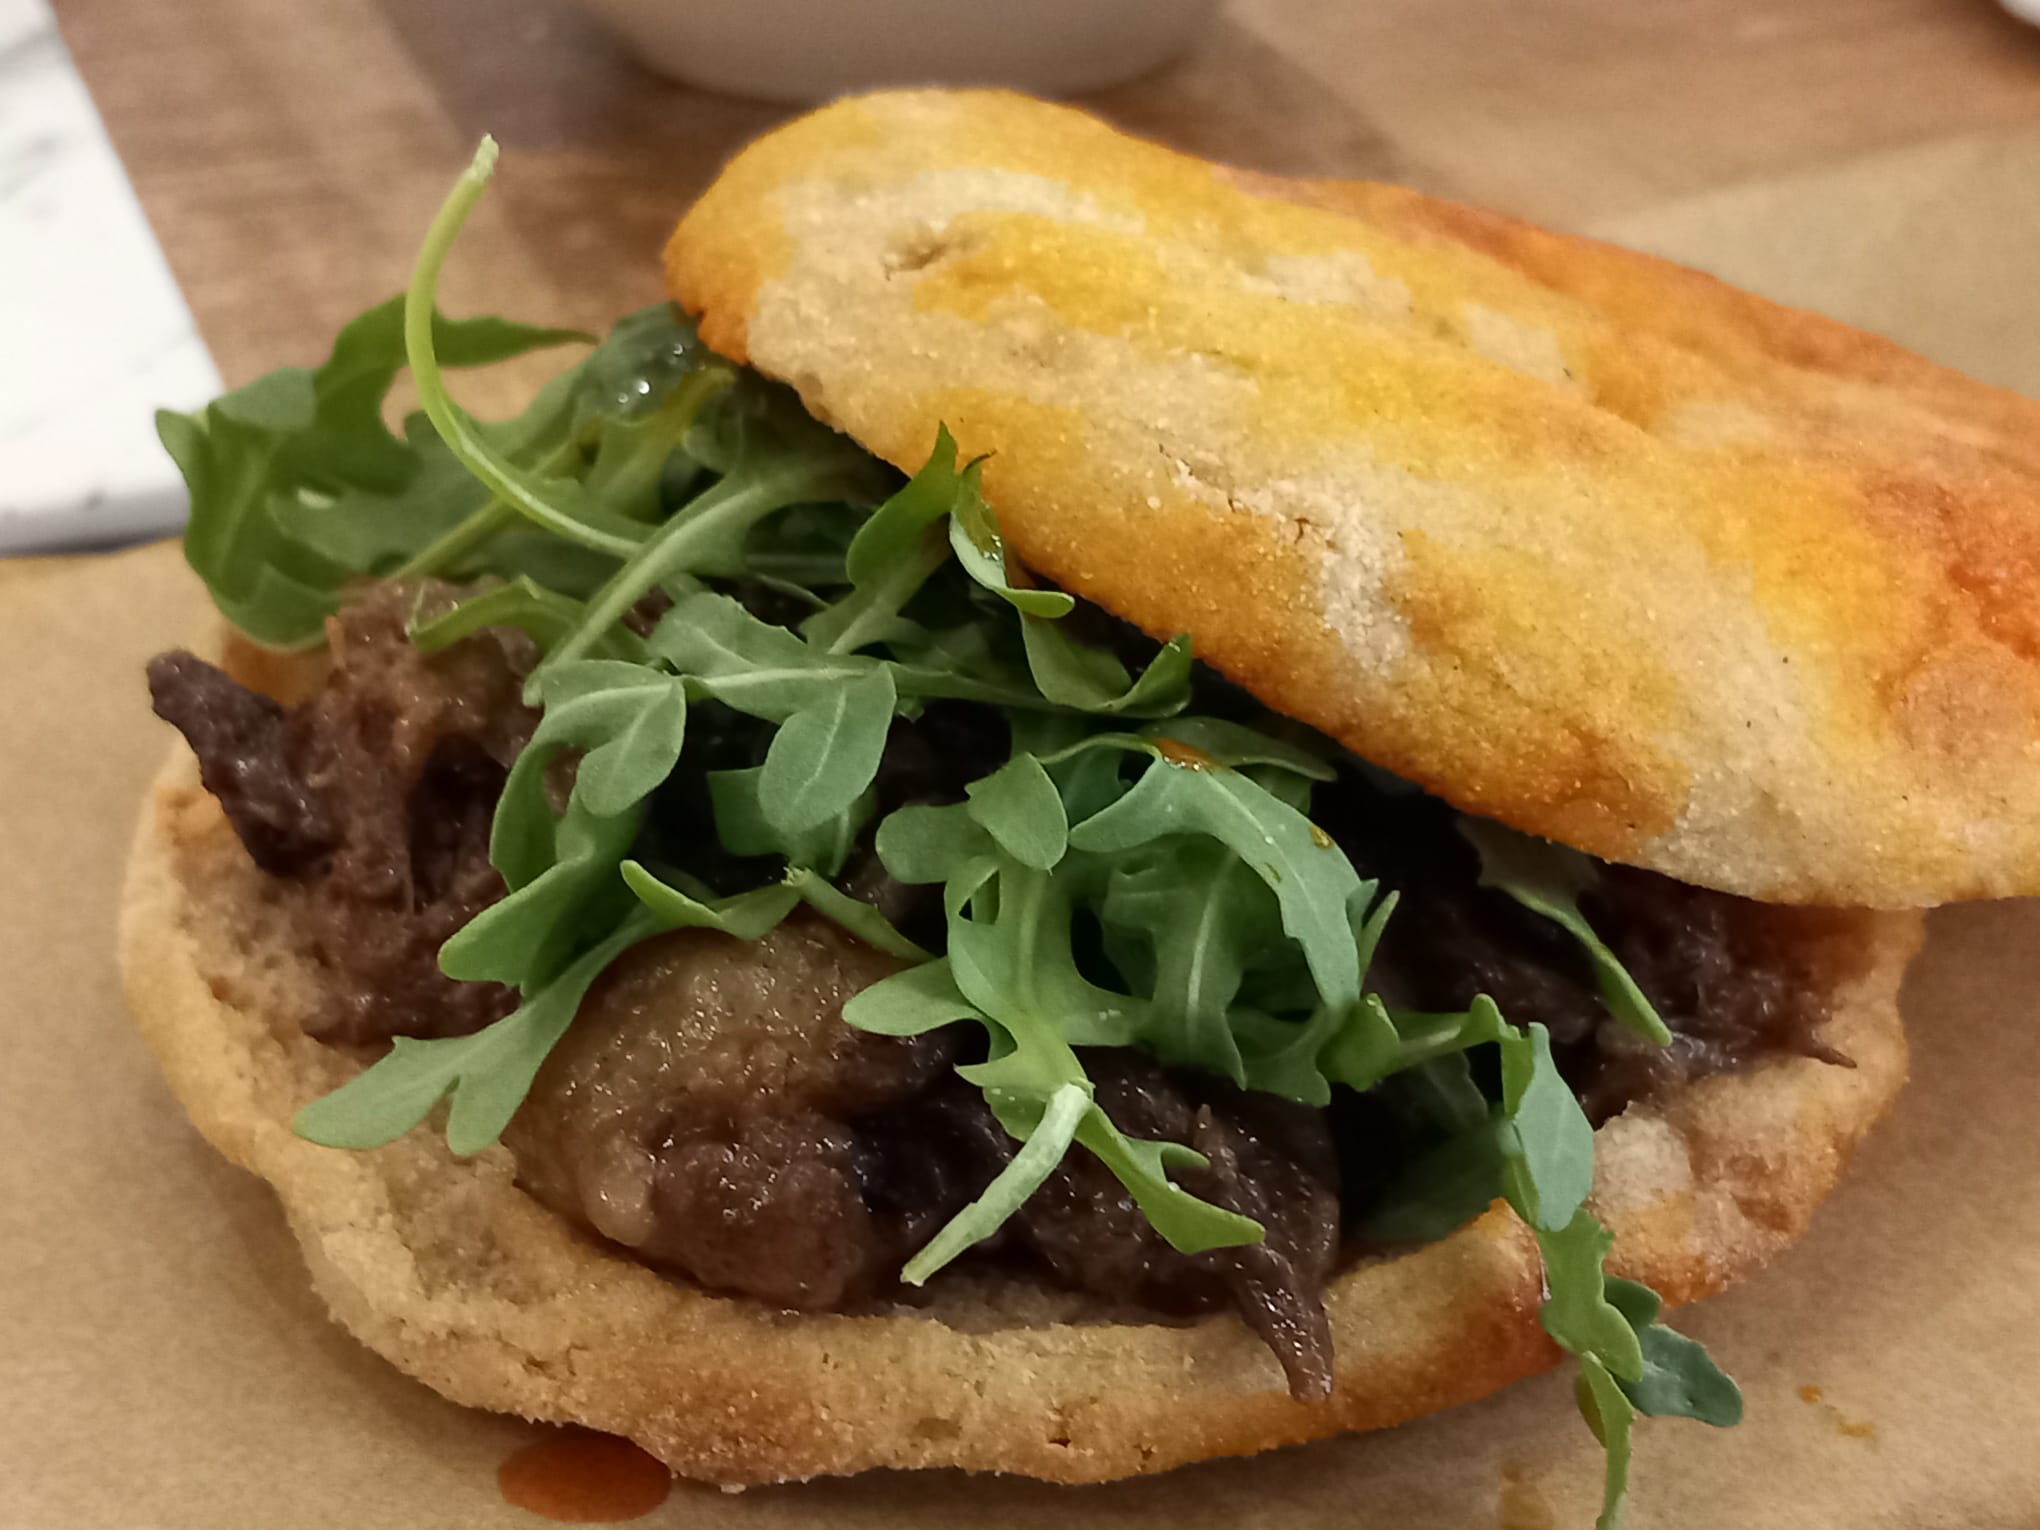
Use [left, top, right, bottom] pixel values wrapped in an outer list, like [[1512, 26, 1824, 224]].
[[118, 752, 1921, 1485]]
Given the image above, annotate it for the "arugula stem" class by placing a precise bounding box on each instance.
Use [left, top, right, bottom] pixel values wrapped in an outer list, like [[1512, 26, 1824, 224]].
[[398, 500, 517, 580], [585, 366, 732, 514], [405, 139, 640, 560], [395, 437, 581, 579], [541, 461, 838, 673]]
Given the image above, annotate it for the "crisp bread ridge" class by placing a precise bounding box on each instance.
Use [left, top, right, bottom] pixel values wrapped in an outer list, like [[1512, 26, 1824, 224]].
[[666, 88, 2040, 910], [120, 748, 1917, 1485]]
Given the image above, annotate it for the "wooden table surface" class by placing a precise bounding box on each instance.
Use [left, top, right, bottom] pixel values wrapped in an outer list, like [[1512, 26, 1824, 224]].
[[53, 0, 2040, 405]]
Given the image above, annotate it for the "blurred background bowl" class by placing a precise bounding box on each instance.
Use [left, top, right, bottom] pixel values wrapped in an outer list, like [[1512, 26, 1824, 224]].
[[575, 0, 1221, 101]]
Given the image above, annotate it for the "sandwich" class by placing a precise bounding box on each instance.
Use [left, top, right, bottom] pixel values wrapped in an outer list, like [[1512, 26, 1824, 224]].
[[126, 89, 2040, 1519]]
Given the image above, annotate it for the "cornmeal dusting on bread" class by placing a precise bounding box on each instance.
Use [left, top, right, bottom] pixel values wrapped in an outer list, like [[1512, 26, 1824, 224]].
[[669, 89, 2040, 906]]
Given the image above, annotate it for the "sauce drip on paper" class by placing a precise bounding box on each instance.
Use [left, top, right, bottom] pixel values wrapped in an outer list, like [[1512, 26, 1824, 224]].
[[499, 1428, 672, 1522], [1798, 1384, 1878, 1441], [1497, 1461, 1555, 1530]]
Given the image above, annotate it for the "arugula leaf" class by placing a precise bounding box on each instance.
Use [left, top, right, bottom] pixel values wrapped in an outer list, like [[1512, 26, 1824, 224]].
[[760, 665, 897, 835], [528, 660, 690, 819], [1461, 817, 1671, 1047], [844, 855, 1259, 1268], [1604, 1279, 1744, 1426], [160, 302, 587, 648], [1238, 890, 1397, 1104], [1536, 1211, 1645, 1382], [396, 306, 724, 585], [1332, 990, 1507, 1089], [1147, 716, 1335, 779], [901, 1082, 1090, 1283], [853, 954, 1260, 1264], [841, 957, 983, 1038], [652, 591, 884, 720], [708, 766, 873, 876], [804, 425, 968, 654], [948, 459, 1074, 618], [1074, 1108, 1259, 1252], [538, 381, 884, 673], [1398, 1050, 1495, 1135], [294, 910, 657, 1155], [441, 799, 640, 988], [1069, 749, 1365, 1010], [947, 862, 1145, 1050], [1498, 1020, 1596, 1233], [309, 296, 589, 470], [1102, 843, 1272, 1083], [875, 801, 996, 885], [1021, 621, 1193, 717], [620, 862, 800, 937], [964, 754, 1069, 871]]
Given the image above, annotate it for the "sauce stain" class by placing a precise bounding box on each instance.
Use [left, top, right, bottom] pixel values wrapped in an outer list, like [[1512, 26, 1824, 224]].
[[1796, 1384, 1876, 1442], [1497, 1461, 1556, 1530], [1153, 737, 1221, 770], [499, 1428, 672, 1523]]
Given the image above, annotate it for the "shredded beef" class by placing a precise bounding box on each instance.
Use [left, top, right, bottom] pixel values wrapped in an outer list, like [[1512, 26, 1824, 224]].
[[1010, 1054, 1340, 1398], [506, 919, 965, 1309], [507, 930, 1341, 1395], [155, 593, 1838, 1400], [147, 651, 337, 874], [148, 583, 537, 1044], [1312, 778, 1837, 1124]]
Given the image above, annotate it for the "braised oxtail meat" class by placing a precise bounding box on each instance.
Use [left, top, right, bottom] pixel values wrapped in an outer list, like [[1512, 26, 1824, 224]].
[[507, 926, 1342, 1397], [148, 651, 337, 875], [506, 919, 974, 1310], [1012, 1053, 1341, 1400], [1316, 780, 1836, 1122], [148, 582, 538, 1045], [838, 703, 1016, 942], [154, 585, 1841, 1395], [1572, 875, 1854, 1122]]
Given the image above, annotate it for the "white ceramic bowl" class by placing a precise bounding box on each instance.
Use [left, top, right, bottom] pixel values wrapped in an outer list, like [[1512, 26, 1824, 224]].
[[578, 0, 1220, 102]]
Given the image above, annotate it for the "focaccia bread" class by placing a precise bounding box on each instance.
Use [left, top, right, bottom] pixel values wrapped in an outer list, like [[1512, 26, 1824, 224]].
[[668, 89, 2040, 910], [121, 748, 1917, 1483]]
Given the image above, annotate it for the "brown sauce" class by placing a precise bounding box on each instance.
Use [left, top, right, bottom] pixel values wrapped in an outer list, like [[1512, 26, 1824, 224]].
[[1152, 736, 1220, 769], [498, 1428, 672, 1522]]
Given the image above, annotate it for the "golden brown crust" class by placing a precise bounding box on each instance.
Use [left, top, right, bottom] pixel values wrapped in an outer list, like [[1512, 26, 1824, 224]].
[[666, 89, 2040, 908], [121, 753, 1917, 1484]]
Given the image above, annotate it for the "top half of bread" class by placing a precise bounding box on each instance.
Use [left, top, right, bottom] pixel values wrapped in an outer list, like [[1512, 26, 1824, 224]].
[[665, 89, 2040, 911]]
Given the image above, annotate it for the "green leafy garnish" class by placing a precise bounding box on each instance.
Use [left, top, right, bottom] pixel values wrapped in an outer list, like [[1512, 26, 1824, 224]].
[[760, 665, 897, 834], [1605, 1278, 1743, 1426], [1499, 1021, 1596, 1232], [1461, 818, 1672, 1046], [293, 909, 658, 1155], [159, 300, 587, 647]]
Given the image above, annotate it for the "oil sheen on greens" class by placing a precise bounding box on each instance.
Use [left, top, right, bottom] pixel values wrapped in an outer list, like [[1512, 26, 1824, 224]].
[[160, 139, 1738, 1528]]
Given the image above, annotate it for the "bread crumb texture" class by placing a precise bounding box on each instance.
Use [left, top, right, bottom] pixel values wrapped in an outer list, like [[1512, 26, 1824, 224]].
[[668, 88, 2040, 908], [121, 758, 1918, 1483]]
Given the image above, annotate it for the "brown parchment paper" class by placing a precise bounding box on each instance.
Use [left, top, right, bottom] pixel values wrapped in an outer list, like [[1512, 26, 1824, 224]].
[[11, 147, 2040, 1527]]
